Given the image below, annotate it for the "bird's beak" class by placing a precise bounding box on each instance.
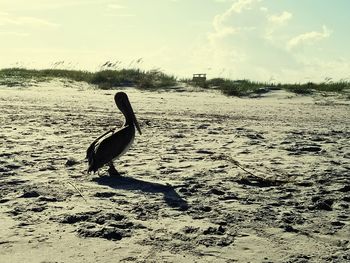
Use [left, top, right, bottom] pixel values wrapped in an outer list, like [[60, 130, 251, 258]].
[[119, 93, 142, 135], [128, 104, 142, 135], [134, 115, 142, 135]]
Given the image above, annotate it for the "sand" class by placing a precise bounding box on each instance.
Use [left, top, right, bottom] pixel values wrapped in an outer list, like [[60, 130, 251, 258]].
[[0, 80, 349, 263]]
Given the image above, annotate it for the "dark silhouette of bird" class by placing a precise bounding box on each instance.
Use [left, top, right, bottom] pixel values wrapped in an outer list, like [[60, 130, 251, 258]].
[[87, 92, 141, 176]]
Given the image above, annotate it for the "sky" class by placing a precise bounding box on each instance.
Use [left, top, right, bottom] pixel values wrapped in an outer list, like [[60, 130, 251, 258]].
[[0, 0, 350, 82]]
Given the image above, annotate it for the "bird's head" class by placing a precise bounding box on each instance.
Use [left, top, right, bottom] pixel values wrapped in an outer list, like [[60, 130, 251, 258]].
[[114, 92, 142, 135]]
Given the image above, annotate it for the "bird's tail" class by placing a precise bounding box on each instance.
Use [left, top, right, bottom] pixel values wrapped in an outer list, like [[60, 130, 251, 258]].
[[86, 128, 115, 173]]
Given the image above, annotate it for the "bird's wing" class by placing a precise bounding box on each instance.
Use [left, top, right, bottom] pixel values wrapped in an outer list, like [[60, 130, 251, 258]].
[[86, 128, 115, 159], [88, 125, 135, 171]]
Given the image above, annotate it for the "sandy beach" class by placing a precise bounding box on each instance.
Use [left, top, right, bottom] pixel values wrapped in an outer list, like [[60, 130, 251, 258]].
[[0, 80, 349, 263]]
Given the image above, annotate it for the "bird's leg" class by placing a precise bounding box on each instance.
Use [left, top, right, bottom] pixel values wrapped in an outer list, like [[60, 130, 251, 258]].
[[108, 161, 120, 177]]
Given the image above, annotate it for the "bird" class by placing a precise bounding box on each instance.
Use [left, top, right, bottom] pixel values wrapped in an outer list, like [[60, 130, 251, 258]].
[[86, 92, 142, 176]]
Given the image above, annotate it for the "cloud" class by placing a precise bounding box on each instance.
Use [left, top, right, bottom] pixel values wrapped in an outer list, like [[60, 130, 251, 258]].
[[0, 12, 59, 27], [213, 0, 233, 2], [0, 31, 29, 37], [187, 1, 342, 82], [104, 3, 134, 18], [107, 4, 125, 9], [210, 0, 261, 41], [287, 25, 331, 50], [230, 0, 261, 13], [267, 11, 292, 25], [264, 11, 292, 40], [213, 0, 259, 28], [104, 14, 135, 18], [0, 0, 116, 10], [214, 0, 260, 28], [193, 0, 338, 82], [198, 0, 300, 81], [260, 6, 268, 12]]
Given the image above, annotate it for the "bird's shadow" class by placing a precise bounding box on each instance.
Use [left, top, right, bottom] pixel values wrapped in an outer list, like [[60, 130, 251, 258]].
[[93, 175, 188, 210]]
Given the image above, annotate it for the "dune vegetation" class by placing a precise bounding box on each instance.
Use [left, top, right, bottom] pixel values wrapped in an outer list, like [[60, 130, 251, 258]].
[[1, 67, 349, 98]]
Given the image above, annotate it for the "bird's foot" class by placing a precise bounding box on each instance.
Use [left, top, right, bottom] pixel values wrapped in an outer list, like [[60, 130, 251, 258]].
[[108, 165, 121, 177]]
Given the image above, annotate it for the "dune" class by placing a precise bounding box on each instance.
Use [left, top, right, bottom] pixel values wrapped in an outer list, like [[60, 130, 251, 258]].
[[0, 80, 349, 262]]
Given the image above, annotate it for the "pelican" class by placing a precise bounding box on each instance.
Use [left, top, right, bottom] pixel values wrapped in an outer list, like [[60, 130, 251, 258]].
[[86, 92, 142, 176]]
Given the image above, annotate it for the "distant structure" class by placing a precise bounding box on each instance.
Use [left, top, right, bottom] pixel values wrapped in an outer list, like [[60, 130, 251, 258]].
[[192, 74, 206, 82]]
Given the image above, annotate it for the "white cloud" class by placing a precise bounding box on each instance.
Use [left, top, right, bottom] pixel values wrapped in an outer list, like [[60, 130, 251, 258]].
[[107, 4, 125, 9], [0, 0, 117, 10], [192, 0, 339, 82], [104, 14, 135, 18], [260, 6, 268, 12], [264, 11, 292, 41], [0, 12, 59, 27], [287, 25, 331, 50], [213, 0, 260, 29], [198, 0, 297, 81], [213, 0, 259, 28], [268, 11, 292, 25], [0, 31, 29, 37], [230, 0, 260, 13], [210, 0, 261, 41], [104, 4, 134, 18]]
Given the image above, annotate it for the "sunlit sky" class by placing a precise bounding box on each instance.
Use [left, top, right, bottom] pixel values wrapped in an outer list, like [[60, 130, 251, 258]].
[[1, 0, 349, 82]]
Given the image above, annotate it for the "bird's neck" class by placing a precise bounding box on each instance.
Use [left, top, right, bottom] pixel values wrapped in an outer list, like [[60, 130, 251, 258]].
[[124, 115, 134, 127]]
